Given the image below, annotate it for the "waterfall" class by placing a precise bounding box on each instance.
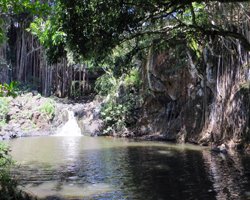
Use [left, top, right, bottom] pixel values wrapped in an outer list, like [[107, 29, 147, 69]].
[[54, 110, 82, 136]]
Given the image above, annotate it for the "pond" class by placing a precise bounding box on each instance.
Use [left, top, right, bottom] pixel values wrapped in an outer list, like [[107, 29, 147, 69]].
[[7, 136, 250, 200]]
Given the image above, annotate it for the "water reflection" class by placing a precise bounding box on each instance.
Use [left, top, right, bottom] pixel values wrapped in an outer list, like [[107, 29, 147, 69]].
[[7, 137, 250, 200], [19, 182, 114, 199], [202, 151, 250, 200], [60, 137, 81, 162]]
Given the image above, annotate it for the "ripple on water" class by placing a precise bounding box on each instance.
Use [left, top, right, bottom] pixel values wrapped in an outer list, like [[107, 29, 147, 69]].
[[20, 182, 114, 199], [157, 150, 175, 156], [7, 136, 250, 200]]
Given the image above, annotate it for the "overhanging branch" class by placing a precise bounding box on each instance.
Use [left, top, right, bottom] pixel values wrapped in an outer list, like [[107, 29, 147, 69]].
[[188, 24, 250, 51]]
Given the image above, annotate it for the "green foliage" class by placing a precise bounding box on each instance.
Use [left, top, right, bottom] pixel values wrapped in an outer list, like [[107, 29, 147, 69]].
[[95, 73, 118, 96], [0, 97, 10, 127], [104, 39, 144, 76], [56, 0, 250, 66], [27, 1, 66, 64], [1, 0, 61, 62], [0, 142, 13, 195], [181, 3, 208, 26], [0, 143, 12, 168], [0, 81, 19, 97], [188, 37, 199, 54], [0, 0, 50, 16], [0, 17, 6, 44], [101, 102, 129, 135], [0, 0, 50, 45], [57, 0, 215, 63], [101, 91, 141, 135], [0, 142, 30, 200], [59, 0, 168, 61], [124, 69, 141, 88], [39, 100, 55, 120], [98, 68, 141, 135]]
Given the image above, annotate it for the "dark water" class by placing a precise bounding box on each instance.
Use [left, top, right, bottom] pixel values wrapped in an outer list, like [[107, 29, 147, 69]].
[[7, 136, 250, 200]]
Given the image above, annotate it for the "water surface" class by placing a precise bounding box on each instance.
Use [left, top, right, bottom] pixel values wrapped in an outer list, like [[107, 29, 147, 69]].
[[8, 136, 250, 200]]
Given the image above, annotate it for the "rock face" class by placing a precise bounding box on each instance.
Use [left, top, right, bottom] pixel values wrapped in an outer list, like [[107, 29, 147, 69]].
[[0, 93, 56, 140], [137, 48, 203, 142], [54, 97, 103, 136], [75, 99, 103, 136], [136, 43, 250, 149], [0, 94, 104, 140]]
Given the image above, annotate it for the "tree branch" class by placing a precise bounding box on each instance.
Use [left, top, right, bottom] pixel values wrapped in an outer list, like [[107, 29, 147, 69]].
[[189, 24, 250, 51]]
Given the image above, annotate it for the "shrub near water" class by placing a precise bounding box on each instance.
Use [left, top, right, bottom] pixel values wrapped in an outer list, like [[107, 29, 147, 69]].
[[0, 142, 24, 200], [97, 68, 142, 135], [0, 81, 19, 97], [0, 97, 10, 128], [101, 102, 129, 135], [124, 68, 141, 88], [0, 143, 12, 168], [0, 81, 19, 128], [39, 99, 56, 120], [0, 142, 36, 200], [0, 142, 13, 197], [95, 73, 118, 96]]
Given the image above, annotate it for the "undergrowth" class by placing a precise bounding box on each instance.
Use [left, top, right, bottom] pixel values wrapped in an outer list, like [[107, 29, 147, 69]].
[[39, 99, 56, 120], [0, 142, 34, 200], [0, 97, 10, 128], [96, 68, 142, 135]]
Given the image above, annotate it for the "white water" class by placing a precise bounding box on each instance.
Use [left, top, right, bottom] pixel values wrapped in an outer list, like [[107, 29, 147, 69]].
[[54, 110, 82, 136]]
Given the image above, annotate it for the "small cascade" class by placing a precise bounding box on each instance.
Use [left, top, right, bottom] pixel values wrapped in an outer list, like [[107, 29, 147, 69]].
[[54, 110, 82, 136]]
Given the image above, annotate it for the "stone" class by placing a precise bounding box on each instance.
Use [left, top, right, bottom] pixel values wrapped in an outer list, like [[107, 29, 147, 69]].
[[211, 144, 227, 154], [2, 134, 10, 140]]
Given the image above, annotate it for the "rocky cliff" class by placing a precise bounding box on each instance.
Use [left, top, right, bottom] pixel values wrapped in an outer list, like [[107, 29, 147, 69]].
[[0, 93, 103, 140], [137, 40, 250, 150]]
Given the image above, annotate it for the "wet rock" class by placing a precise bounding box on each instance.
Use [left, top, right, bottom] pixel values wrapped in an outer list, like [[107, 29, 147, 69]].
[[142, 134, 169, 141], [73, 105, 86, 118], [244, 191, 250, 199], [0, 92, 104, 139], [31, 90, 39, 96], [2, 134, 10, 140], [45, 196, 65, 200], [0, 93, 56, 139], [0, 123, 24, 140], [211, 144, 228, 154]]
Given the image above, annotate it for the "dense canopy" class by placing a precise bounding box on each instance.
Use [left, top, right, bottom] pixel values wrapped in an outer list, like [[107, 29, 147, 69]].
[[1, 0, 250, 63], [58, 0, 250, 61]]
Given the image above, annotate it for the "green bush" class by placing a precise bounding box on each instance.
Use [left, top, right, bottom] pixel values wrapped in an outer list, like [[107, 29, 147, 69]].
[[98, 68, 142, 135], [101, 102, 128, 135], [39, 99, 55, 120], [0, 143, 12, 168], [0, 142, 32, 200], [0, 97, 10, 127], [0, 142, 16, 198], [95, 73, 117, 96], [0, 81, 19, 97], [100, 92, 141, 135], [124, 68, 141, 88]]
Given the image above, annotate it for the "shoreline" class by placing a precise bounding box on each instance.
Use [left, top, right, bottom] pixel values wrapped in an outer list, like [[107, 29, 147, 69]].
[[0, 92, 249, 154]]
